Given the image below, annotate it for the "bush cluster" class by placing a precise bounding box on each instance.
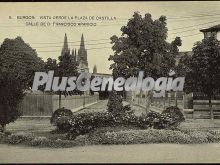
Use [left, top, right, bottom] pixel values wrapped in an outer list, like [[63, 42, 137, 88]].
[[51, 106, 185, 140], [67, 111, 139, 140], [138, 106, 185, 129]]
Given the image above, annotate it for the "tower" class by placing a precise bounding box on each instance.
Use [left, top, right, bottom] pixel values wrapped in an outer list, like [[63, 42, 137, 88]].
[[77, 34, 89, 73], [61, 33, 70, 56], [93, 65, 97, 73]]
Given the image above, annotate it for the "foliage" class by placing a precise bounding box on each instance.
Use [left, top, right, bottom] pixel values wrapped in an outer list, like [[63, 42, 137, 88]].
[[122, 104, 132, 113], [108, 12, 182, 79], [107, 90, 123, 114], [175, 53, 192, 77], [66, 111, 140, 140], [44, 52, 81, 107], [138, 107, 185, 129], [161, 106, 185, 128], [7, 132, 34, 144], [67, 112, 114, 140], [1, 127, 220, 147], [138, 111, 161, 129], [108, 12, 182, 112], [184, 36, 220, 119], [50, 107, 73, 131], [185, 36, 220, 96], [58, 52, 81, 96], [45, 58, 58, 72], [66, 107, 185, 139], [0, 37, 44, 130]]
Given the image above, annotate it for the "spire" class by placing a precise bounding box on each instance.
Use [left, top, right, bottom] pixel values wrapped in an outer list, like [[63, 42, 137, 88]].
[[61, 33, 70, 56], [93, 65, 97, 73], [80, 33, 85, 49], [64, 33, 68, 50]]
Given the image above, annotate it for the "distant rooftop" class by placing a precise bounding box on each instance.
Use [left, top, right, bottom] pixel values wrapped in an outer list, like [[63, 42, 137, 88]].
[[177, 51, 193, 57], [200, 24, 220, 32]]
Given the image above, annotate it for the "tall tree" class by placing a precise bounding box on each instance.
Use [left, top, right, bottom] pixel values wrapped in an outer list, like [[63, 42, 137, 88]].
[[0, 37, 44, 132], [108, 12, 182, 113], [109, 12, 181, 79], [185, 36, 220, 120], [57, 52, 79, 108]]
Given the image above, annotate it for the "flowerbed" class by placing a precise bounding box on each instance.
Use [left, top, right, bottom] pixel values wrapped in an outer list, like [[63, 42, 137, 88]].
[[51, 106, 185, 139], [1, 128, 220, 148]]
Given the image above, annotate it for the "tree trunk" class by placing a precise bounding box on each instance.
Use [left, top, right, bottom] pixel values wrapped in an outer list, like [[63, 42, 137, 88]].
[[0, 124, 6, 133], [175, 92, 178, 107], [59, 91, 62, 109], [209, 97, 214, 120]]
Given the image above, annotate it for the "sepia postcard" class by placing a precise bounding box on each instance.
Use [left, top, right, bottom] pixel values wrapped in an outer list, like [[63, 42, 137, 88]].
[[1, 1, 220, 163]]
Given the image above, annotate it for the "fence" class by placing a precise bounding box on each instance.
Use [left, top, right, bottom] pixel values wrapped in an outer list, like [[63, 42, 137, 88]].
[[18, 94, 99, 117], [193, 100, 220, 119], [127, 91, 186, 112]]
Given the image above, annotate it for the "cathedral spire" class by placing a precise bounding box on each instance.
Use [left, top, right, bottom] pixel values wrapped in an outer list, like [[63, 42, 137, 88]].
[[93, 65, 97, 73], [64, 33, 68, 50], [80, 33, 85, 49], [61, 33, 70, 56]]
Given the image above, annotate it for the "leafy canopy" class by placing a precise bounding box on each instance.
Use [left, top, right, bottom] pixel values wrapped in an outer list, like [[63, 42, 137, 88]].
[[109, 12, 182, 79]]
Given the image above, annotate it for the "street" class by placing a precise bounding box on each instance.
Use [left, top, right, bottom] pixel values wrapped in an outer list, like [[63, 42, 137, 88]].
[[1, 143, 220, 163]]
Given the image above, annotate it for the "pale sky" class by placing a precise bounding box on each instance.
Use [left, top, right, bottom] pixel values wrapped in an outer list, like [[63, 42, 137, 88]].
[[0, 2, 220, 74]]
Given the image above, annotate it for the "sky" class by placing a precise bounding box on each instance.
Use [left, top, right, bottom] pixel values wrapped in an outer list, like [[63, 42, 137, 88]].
[[0, 2, 220, 74]]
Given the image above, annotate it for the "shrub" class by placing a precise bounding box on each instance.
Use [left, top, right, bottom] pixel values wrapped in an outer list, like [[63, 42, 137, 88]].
[[122, 105, 132, 113], [7, 133, 33, 144], [161, 106, 185, 128], [30, 136, 48, 146], [66, 111, 140, 140], [137, 107, 185, 130], [50, 107, 73, 131], [138, 111, 161, 129], [55, 116, 72, 132], [107, 90, 123, 114], [67, 112, 114, 140]]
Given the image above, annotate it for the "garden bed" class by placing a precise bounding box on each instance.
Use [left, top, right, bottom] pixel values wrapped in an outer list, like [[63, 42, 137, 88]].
[[1, 125, 220, 148]]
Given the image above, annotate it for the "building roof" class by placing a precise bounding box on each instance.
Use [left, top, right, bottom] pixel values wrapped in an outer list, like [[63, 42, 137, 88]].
[[200, 24, 220, 32], [176, 51, 193, 58]]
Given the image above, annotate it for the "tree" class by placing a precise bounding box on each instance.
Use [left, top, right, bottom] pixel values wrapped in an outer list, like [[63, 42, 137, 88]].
[[107, 90, 123, 114], [108, 12, 182, 113], [185, 36, 220, 120], [0, 37, 44, 132], [175, 53, 192, 77], [45, 58, 57, 72], [57, 52, 79, 108]]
